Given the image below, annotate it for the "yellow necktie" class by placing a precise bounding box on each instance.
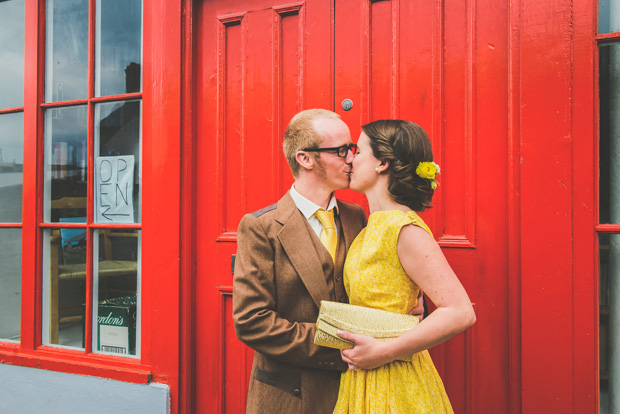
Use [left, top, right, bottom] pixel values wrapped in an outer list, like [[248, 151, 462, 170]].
[[315, 208, 337, 262]]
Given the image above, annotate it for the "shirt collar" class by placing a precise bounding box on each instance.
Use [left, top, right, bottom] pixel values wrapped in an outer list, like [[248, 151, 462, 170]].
[[290, 184, 339, 219]]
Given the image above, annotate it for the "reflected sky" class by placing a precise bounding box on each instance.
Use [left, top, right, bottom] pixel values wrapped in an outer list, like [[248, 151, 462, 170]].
[[0, 0, 25, 109], [46, 0, 88, 102], [96, 0, 142, 96], [0, 113, 24, 165]]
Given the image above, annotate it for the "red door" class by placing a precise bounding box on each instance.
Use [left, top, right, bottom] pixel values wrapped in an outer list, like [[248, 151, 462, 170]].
[[194, 0, 513, 413]]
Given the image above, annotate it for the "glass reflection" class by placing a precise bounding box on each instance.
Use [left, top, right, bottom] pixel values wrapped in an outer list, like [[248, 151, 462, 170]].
[[598, 0, 620, 34], [93, 229, 139, 356], [96, 0, 142, 96], [0, 112, 23, 223], [599, 43, 620, 224], [43, 228, 86, 348], [44, 106, 88, 223], [45, 0, 89, 102], [600, 233, 620, 413], [0, 229, 21, 342], [94, 101, 141, 223], [0, 0, 25, 109]]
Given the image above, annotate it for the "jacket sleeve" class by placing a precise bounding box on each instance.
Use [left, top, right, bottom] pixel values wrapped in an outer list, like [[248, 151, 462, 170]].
[[232, 213, 346, 371]]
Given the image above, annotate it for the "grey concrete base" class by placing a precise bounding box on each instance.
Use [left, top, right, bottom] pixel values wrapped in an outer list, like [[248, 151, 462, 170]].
[[0, 363, 170, 414]]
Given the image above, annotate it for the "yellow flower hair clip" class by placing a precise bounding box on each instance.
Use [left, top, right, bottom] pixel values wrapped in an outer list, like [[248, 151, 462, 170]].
[[416, 162, 441, 189]]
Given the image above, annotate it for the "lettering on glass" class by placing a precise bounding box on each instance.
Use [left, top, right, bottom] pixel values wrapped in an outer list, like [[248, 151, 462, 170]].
[[95, 156, 135, 223]]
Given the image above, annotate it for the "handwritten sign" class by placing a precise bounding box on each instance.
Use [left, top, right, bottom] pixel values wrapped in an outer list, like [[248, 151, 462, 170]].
[[95, 156, 135, 223]]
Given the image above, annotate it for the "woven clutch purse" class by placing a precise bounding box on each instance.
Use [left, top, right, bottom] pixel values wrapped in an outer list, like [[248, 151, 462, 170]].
[[314, 300, 418, 361]]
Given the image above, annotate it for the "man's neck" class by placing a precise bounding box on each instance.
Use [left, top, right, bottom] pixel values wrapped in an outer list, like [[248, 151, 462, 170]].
[[293, 178, 334, 210]]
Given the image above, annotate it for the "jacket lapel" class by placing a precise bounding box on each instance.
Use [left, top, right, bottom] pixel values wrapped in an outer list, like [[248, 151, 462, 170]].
[[338, 202, 364, 253], [276, 193, 331, 309]]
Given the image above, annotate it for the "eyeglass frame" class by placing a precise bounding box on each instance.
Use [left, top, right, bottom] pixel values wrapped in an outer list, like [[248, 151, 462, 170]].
[[301, 143, 359, 158]]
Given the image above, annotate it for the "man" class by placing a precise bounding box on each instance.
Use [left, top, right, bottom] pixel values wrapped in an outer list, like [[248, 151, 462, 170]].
[[232, 109, 366, 413], [233, 109, 424, 413]]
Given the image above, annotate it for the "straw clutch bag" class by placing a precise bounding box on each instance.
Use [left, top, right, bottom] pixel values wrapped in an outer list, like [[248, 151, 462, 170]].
[[314, 300, 418, 361]]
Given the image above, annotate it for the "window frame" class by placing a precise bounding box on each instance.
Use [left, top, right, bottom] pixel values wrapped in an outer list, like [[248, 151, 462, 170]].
[[0, 0, 185, 387], [596, 11, 620, 411]]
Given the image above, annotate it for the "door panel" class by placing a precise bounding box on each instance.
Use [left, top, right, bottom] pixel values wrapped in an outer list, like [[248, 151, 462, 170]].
[[195, 1, 338, 412], [195, 0, 512, 413]]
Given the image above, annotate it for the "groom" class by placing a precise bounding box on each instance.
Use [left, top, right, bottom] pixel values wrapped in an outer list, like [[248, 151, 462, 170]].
[[233, 109, 423, 414]]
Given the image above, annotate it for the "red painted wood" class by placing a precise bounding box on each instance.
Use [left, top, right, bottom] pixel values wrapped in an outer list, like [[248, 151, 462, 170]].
[[179, 0, 197, 411], [19, 0, 44, 353], [369, 0, 393, 121], [572, 0, 597, 413], [195, 1, 514, 414], [4, 1, 602, 413], [333, 0, 365, 206], [195, 1, 340, 412], [141, 0, 184, 412], [507, 0, 523, 412], [0, 348, 152, 383], [519, 0, 575, 412]]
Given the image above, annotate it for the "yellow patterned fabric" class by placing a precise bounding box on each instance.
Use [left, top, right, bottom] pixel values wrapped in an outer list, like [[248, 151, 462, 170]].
[[333, 210, 454, 414]]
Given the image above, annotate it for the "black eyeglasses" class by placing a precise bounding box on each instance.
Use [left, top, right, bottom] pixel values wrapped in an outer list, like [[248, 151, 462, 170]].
[[301, 143, 359, 158]]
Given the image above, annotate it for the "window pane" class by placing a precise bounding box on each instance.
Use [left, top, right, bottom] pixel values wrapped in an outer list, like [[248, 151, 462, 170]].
[[599, 43, 620, 224], [42, 228, 86, 348], [0, 112, 23, 223], [0, 0, 25, 109], [600, 233, 620, 413], [598, 0, 620, 34], [0, 229, 21, 342], [600, 0, 611, 34], [94, 101, 141, 224], [44, 106, 88, 223], [93, 229, 139, 356], [45, 0, 89, 102], [95, 0, 142, 97]]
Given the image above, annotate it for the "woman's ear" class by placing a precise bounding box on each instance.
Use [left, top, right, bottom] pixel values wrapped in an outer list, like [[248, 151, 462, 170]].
[[376, 160, 390, 174]]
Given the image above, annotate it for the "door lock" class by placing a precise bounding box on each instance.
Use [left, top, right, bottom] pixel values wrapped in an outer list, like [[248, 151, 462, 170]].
[[341, 99, 353, 111]]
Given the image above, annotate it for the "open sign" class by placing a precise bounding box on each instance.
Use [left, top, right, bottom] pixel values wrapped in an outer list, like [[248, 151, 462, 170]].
[[95, 156, 135, 223]]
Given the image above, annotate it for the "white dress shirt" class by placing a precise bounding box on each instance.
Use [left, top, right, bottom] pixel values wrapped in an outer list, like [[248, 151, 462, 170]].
[[290, 184, 339, 238]]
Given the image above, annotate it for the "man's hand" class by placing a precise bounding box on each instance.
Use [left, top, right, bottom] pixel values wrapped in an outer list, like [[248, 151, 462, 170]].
[[408, 290, 425, 322]]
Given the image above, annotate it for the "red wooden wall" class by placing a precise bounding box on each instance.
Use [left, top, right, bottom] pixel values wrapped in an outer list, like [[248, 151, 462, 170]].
[[177, 0, 597, 413], [518, 0, 597, 412], [0, 0, 598, 413]]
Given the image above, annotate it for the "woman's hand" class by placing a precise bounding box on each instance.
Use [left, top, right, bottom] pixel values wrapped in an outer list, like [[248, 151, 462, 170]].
[[337, 330, 394, 370]]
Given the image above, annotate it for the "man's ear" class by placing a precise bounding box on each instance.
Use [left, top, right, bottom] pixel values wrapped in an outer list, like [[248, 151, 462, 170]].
[[376, 160, 390, 174], [296, 150, 315, 171]]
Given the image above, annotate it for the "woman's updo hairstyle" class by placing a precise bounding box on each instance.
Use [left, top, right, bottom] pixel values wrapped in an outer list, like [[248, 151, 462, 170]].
[[361, 119, 435, 212]]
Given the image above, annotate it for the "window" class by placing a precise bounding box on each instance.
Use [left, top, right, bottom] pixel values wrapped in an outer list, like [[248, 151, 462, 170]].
[[0, 0, 143, 362], [598, 1, 620, 412], [41, 0, 142, 356], [0, 0, 25, 343]]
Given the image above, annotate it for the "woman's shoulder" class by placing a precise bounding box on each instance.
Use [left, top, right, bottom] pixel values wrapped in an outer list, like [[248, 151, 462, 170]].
[[368, 210, 432, 236]]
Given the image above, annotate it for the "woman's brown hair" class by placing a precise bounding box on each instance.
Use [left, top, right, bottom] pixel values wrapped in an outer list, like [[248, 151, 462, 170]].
[[361, 119, 435, 212]]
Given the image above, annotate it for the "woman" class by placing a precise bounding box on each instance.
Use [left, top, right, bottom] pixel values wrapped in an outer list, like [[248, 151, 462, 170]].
[[333, 120, 476, 413]]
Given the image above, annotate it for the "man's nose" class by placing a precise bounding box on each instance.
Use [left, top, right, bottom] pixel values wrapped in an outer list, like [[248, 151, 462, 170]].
[[344, 149, 355, 163]]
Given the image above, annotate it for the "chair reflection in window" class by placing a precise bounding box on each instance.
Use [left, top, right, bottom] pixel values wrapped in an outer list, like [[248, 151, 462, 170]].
[[49, 197, 138, 345]]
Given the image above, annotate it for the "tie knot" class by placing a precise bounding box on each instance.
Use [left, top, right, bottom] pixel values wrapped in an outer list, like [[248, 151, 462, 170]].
[[315, 208, 335, 229]]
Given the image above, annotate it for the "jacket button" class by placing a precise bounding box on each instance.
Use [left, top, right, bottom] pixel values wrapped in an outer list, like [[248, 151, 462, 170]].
[[318, 361, 323, 367], [329, 362, 336, 368], [336, 277, 341, 282], [293, 389, 301, 397]]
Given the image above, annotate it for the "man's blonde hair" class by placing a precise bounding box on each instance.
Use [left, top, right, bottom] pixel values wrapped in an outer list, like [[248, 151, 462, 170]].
[[283, 109, 341, 176]]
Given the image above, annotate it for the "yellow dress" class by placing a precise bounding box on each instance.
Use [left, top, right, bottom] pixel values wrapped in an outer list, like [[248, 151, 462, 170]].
[[333, 210, 454, 414]]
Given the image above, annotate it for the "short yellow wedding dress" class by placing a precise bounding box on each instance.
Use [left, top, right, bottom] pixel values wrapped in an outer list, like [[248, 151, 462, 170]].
[[333, 210, 454, 414]]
